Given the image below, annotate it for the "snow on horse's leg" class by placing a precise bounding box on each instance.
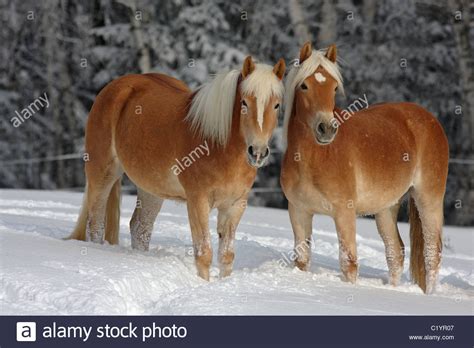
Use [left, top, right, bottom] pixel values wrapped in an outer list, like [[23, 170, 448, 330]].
[[217, 201, 246, 277], [187, 196, 212, 281], [413, 194, 443, 295], [130, 188, 163, 251], [85, 182, 114, 243], [334, 210, 358, 284], [375, 203, 405, 286], [288, 202, 313, 272]]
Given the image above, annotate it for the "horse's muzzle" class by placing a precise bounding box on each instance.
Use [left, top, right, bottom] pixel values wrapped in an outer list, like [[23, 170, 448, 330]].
[[247, 145, 270, 168], [314, 121, 338, 145]]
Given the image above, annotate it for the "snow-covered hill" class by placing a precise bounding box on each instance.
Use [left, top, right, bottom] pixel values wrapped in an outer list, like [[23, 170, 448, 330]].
[[0, 189, 472, 315]]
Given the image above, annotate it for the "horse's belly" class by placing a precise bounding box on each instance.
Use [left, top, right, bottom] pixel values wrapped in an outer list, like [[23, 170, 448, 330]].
[[284, 179, 335, 216], [355, 192, 407, 215], [206, 168, 256, 209], [141, 172, 187, 201], [211, 185, 251, 209], [355, 173, 413, 215], [304, 189, 335, 215], [116, 145, 187, 200]]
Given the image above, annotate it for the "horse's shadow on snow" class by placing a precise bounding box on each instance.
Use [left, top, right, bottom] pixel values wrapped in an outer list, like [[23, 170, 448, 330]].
[[310, 252, 403, 284], [231, 237, 393, 284], [440, 274, 473, 290], [111, 235, 474, 290], [142, 235, 399, 285], [233, 239, 283, 270]]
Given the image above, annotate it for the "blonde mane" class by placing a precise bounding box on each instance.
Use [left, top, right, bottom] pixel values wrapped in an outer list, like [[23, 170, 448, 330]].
[[186, 64, 283, 146], [283, 49, 344, 148]]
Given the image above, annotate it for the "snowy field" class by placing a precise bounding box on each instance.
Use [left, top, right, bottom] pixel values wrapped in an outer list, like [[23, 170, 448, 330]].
[[0, 189, 472, 315]]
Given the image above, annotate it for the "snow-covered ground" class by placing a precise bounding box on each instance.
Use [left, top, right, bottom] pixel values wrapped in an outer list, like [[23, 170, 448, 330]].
[[0, 189, 472, 315]]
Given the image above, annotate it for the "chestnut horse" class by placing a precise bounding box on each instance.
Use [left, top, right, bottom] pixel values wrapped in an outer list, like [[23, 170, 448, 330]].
[[281, 42, 449, 294], [68, 56, 286, 280]]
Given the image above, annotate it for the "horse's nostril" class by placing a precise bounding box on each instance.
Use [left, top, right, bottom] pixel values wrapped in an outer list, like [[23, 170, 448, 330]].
[[317, 123, 325, 135], [263, 147, 270, 158], [247, 146, 254, 156]]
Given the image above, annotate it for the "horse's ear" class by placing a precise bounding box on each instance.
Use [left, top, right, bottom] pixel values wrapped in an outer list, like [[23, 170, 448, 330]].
[[242, 56, 256, 78], [325, 44, 337, 63], [299, 41, 313, 64], [273, 58, 286, 80]]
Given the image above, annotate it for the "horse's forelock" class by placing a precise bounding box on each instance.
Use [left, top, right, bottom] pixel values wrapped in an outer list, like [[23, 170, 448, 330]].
[[241, 64, 284, 129]]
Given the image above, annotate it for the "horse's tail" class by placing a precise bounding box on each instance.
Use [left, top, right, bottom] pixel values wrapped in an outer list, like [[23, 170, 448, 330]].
[[66, 178, 121, 245], [409, 196, 426, 292], [104, 178, 121, 245], [65, 183, 89, 242]]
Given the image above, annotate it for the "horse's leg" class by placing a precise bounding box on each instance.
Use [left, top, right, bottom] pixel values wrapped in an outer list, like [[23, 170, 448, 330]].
[[412, 191, 443, 294], [334, 210, 358, 283], [85, 162, 121, 244], [130, 188, 163, 251], [85, 184, 109, 243], [375, 203, 405, 286], [187, 196, 212, 280], [288, 202, 313, 271], [217, 201, 245, 277]]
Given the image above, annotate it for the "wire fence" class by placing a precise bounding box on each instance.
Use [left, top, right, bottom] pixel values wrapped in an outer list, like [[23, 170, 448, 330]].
[[0, 152, 472, 194], [2, 152, 474, 166]]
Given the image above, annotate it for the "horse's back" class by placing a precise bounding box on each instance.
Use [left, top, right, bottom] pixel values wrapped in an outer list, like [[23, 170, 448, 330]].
[[109, 72, 190, 92], [353, 102, 445, 134], [354, 102, 448, 154], [142, 73, 191, 93], [342, 102, 447, 153], [86, 73, 192, 146], [88, 73, 190, 122]]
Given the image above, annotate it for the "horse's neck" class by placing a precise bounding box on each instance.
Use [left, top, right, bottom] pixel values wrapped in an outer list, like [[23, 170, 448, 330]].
[[286, 112, 318, 156], [205, 104, 249, 168], [223, 106, 247, 160]]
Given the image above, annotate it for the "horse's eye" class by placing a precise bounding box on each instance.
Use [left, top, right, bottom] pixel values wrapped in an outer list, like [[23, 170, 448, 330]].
[[241, 100, 248, 107], [335, 86, 338, 92], [274, 103, 280, 109], [300, 83, 308, 90]]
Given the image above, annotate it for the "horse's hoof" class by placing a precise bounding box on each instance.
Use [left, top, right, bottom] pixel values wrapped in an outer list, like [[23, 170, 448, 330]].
[[131, 239, 150, 252], [196, 264, 211, 281], [344, 274, 358, 284], [295, 260, 310, 271], [88, 235, 103, 244], [219, 265, 233, 278], [389, 277, 402, 287], [342, 267, 358, 283], [197, 271, 210, 281]]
